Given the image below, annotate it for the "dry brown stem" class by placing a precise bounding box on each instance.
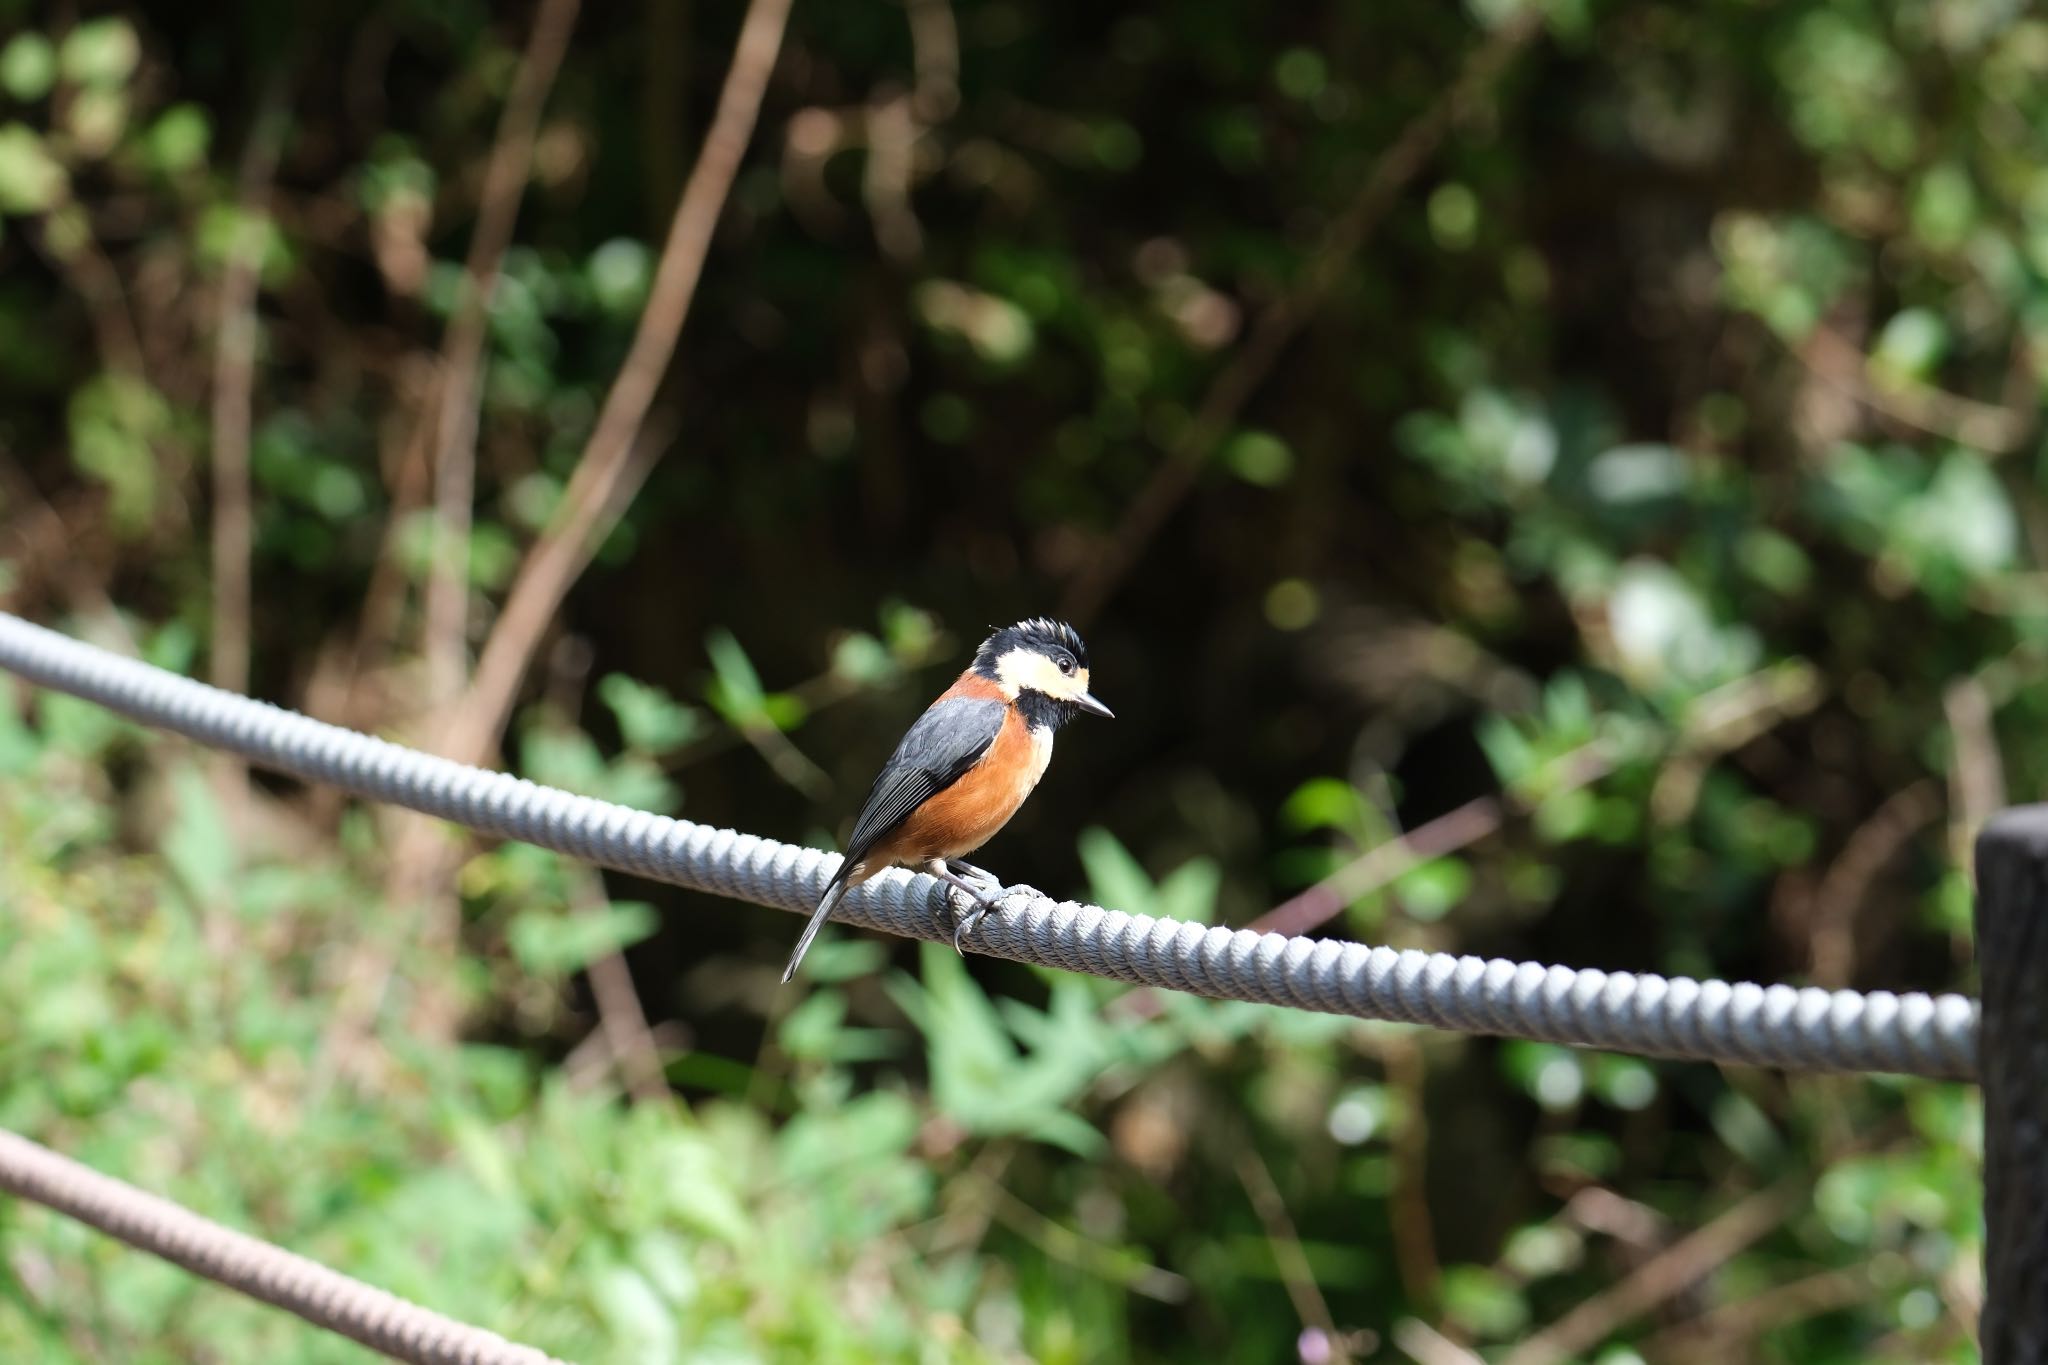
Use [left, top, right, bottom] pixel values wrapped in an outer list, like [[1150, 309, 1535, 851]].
[[208, 86, 290, 784], [1499, 1183, 1799, 1365], [422, 0, 584, 705], [1237, 1146, 1350, 1361], [1799, 321, 2034, 455], [441, 0, 793, 771], [570, 867, 670, 1104], [337, 0, 793, 1055], [1806, 778, 1942, 988]]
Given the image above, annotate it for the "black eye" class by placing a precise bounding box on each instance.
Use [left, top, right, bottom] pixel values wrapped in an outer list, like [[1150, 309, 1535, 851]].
[[1056, 655, 1075, 675]]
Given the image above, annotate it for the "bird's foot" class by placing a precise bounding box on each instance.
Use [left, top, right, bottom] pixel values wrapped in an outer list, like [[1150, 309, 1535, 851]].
[[928, 859, 1040, 955], [949, 890, 1041, 955], [942, 858, 998, 891]]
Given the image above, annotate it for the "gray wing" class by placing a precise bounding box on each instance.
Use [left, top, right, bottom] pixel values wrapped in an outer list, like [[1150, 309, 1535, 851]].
[[843, 697, 1005, 860]]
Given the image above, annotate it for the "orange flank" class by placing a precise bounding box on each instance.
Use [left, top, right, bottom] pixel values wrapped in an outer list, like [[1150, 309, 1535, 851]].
[[867, 705, 1051, 866]]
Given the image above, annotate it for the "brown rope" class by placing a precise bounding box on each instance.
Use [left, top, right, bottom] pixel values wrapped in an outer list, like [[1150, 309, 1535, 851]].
[[0, 1129, 572, 1365]]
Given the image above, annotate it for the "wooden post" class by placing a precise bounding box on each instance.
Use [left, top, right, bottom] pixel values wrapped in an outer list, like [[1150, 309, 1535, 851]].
[[1977, 807, 2048, 1363]]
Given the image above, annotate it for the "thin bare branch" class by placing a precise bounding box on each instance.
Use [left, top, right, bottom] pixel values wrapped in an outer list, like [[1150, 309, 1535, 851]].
[[422, 0, 584, 705], [30, 214, 148, 381], [1392, 1319, 1484, 1365], [1640, 1266, 1871, 1364], [1798, 321, 2035, 455], [1249, 744, 1611, 940], [979, 1176, 1190, 1303], [1499, 1183, 1801, 1365], [862, 90, 923, 260], [442, 0, 794, 771], [571, 868, 670, 1104], [1237, 1146, 1350, 1362], [1806, 779, 1941, 988], [336, 0, 791, 1053], [904, 0, 959, 121], [335, 0, 586, 1054], [1943, 674, 2004, 861], [1380, 1035, 1441, 1306], [208, 84, 290, 768]]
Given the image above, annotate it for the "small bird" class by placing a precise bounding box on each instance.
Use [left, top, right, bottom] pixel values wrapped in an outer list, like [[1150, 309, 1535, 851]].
[[782, 617, 1112, 982]]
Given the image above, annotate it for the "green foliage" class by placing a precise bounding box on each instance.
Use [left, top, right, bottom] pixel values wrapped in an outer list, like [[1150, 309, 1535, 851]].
[[0, 688, 1018, 1363], [596, 675, 705, 757], [703, 628, 806, 734], [1076, 826, 1220, 924], [68, 375, 173, 533], [0, 122, 64, 212], [508, 901, 658, 977]]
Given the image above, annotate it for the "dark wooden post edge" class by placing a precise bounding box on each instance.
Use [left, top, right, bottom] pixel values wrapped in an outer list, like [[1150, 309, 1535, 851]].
[[1977, 807, 2048, 1363]]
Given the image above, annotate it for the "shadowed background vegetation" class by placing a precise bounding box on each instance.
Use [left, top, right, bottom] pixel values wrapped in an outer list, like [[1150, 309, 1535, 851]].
[[0, 0, 2020, 1359]]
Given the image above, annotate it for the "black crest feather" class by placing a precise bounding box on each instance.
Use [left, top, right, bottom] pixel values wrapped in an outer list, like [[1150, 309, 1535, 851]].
[[973, 617, 1089, 675]]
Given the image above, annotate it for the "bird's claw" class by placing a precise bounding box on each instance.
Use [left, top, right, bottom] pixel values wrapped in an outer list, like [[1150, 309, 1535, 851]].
[[951, 901, 985, 956], [947, 878, 1042, 956]]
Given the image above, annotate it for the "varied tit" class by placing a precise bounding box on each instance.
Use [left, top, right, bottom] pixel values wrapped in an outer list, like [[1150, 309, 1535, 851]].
[[781, 617, 1112, 982]]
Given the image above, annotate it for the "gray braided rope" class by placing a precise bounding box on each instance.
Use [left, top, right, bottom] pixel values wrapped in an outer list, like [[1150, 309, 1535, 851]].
[[0, 612, 1979, 1080], [0, 1129, 568, 1365]]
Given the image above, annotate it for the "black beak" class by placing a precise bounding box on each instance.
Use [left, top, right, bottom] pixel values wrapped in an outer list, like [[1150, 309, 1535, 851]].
[[1074, 690, 1114, 719]]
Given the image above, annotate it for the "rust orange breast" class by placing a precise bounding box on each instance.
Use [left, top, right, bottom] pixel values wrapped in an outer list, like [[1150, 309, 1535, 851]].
[[884, 705, 1052, 863], [937, 669, 1005, 703]]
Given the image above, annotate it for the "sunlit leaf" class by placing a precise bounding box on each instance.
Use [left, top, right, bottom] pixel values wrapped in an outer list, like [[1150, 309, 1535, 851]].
[[0, 123, 66, 213], [57, 18, 139, 87], [1077, 826, 1154, 915], [507, 902, 657, 976], [0, 34, 55, 102], [598, 674, 706, 756]]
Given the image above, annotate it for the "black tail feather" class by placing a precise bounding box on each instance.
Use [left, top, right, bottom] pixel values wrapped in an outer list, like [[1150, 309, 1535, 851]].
[[782, 864, 854, 983]]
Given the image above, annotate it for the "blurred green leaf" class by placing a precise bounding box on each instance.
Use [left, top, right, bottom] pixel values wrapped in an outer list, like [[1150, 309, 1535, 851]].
[[703, 628, 765, 723], [507, 901, 657, 976], [1280, 778, 1372, 834], [588, 238, 652, 316], [1910, 163, 1977, 251], [1711, 1090, 1784, 1167], [598, 674, 706, 756], [591, 1259, 678, 1365], [1224, 430, 1293, 487], [781, 989, 900, 1065], [1586, 443, 1687, 503], [828, 631, 894, 686], [161, 765, 234, 914], [1077, 826, 1154, 915], [1155, 857, 1221, 924], [1439, 1264, 1529, 1339], [142, 103, 210, 175], [1589, 1054, 1657, 1111], [57, 18, 139, 87], [1393, 857, 1470, 921], [0, 122, 66, 212], [68, 373, 169, 531], [519, 721, 680, 813], [916, 280, 1036, 364], [1871, 308, 1948, 382], [1503, 1042, 1585, 1112], [0, 34, 55, 101]]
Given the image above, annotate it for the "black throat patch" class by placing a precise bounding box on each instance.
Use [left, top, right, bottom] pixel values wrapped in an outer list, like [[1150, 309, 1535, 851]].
[[1015, 689, 1079, 732]]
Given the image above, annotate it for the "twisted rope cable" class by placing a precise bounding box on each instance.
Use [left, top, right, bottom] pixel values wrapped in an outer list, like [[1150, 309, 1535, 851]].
[[0, 612, 1979, 1080], [0, 1129, 569, 1365]]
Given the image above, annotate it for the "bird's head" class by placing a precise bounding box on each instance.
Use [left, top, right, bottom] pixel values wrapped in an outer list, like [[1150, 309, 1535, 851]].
[[973, 617, 1113, 723]]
